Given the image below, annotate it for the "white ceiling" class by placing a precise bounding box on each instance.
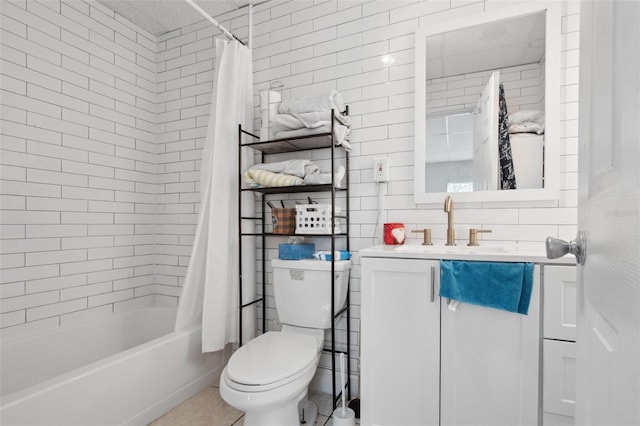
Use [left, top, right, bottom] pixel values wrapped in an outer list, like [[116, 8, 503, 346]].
[[426, 12, 546, 80], [97, 0, 253, 36]]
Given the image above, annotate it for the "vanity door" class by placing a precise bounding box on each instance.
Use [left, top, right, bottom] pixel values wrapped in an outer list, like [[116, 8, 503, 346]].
[[361, 257, 440, 426], [542, 265, 577, 426], [440, 265, 541, 426]]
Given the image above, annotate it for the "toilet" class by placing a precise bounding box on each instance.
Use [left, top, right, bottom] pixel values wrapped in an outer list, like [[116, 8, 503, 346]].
[[220, 259, 351, 426]]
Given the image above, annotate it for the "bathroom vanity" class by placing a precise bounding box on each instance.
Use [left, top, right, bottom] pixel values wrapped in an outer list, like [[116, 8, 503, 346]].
[[360, 245, 576, 426]]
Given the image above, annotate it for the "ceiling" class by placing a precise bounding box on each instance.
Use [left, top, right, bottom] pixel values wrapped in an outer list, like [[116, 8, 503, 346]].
[[97, 0, 253, 36], [426, 11, 546, 80]]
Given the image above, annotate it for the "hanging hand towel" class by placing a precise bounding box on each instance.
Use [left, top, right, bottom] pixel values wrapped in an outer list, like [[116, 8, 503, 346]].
[[439, 260, 534, 314]]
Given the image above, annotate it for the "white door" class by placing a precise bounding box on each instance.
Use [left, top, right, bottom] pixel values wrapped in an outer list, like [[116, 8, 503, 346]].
[[576, 1, 640, 424], [472, 71, 500, 191]]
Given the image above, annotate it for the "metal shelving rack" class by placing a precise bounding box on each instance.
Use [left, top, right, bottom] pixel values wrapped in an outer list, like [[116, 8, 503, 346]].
[[237, 109, 351, 408]]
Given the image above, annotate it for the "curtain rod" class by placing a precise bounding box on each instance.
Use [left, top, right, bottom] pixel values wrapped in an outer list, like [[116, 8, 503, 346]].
[[183, 0, 246, 46]]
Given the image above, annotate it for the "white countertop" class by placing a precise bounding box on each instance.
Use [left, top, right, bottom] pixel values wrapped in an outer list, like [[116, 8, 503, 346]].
[[359, 244, 576, 264]]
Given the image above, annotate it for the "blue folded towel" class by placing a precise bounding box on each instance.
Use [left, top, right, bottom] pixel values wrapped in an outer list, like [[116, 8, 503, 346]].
[[313, 250, 351, 261], [439, 260, 534, 315]]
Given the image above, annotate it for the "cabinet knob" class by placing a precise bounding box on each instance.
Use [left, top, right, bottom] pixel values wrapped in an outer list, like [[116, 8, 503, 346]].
[[468, 228, 491, 246], [412, 229, 433, 245]]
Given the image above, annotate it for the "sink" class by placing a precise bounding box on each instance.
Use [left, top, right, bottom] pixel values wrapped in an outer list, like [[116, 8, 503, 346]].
[[393, 245, 509, 255]]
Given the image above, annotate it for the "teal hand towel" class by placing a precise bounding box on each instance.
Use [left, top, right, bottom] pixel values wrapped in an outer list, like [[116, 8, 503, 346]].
[[439, 260, 534, 315]]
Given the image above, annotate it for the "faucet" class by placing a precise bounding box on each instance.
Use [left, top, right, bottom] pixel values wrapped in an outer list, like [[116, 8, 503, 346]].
[[444, 195, 455, 246]]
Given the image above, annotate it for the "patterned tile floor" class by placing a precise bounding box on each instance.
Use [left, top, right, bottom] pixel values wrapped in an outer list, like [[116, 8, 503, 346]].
[[149, 385, 357, 426]]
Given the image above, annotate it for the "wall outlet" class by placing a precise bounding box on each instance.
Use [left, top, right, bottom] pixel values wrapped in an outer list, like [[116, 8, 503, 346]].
[[374, 157, 390, 182]]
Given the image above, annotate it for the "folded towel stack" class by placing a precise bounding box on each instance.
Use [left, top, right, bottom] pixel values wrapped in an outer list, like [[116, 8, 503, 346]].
[[507, 110, 545, 135], [439, 260, 534, 315], [244, 159, 346, 188], [244, 169, 303, 187], [268, 90, 351, 150]]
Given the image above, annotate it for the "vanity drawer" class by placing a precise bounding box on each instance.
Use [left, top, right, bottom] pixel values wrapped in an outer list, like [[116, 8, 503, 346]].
[[543, 265, 577, 342]]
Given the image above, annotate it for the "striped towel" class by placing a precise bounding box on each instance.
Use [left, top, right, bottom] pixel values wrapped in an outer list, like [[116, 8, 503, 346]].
[[244, 169, 303, 187]]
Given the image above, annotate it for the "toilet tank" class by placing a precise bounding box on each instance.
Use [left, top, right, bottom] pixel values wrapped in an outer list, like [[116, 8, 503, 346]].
[[271, 259, 351, 329]]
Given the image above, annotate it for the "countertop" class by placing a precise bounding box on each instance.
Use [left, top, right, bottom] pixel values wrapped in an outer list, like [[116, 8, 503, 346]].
[[359, 244, 576, 264]]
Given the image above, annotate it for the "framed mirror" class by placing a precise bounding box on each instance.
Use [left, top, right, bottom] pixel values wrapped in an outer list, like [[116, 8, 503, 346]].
[[414, 3, 561, 204]]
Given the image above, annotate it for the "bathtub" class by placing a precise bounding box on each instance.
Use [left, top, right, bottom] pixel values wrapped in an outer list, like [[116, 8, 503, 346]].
[[0, 307, 227, 425]]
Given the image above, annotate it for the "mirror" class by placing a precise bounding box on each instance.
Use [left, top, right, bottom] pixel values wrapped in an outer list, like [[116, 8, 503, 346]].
[[414, 3, 561, 203]]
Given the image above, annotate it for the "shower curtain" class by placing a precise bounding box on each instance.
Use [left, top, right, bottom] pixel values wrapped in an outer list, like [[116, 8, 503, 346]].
[[175, 39, 255, 353]]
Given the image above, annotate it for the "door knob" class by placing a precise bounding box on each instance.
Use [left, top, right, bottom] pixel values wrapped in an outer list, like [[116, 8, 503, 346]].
[[545, 231, 586, 265]]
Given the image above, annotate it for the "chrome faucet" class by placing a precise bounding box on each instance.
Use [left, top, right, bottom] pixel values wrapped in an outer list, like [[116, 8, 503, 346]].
[[444, 195, 455, 246]]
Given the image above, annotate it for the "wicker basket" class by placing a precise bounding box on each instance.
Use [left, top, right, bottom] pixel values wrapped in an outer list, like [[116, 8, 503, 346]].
[[271, 207, 296, 235]]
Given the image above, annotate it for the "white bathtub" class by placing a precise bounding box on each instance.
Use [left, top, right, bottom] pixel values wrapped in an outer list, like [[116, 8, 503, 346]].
[[0, 307, 227, 425]]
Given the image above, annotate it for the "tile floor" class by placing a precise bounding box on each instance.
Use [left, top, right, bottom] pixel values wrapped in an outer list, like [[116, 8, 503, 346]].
[[149, 385, 356, 426]]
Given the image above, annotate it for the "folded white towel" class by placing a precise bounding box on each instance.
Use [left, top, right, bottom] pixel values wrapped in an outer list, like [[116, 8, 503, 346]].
[[507, 110, 545, 134], [244, 169, 303, 187], [247, 159, 318, 178], [245, 162, 346, 188], [508, 110, 544, 125], [278, 90, 345, 115], [270, 111, 350, 135], [273, 124, 352, 151], [303, 165, 346, 187], [509, 122, 545, 134]]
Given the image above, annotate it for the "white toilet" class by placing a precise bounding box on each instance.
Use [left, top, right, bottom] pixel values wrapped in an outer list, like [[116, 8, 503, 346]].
[[220, 259, 351, 426]]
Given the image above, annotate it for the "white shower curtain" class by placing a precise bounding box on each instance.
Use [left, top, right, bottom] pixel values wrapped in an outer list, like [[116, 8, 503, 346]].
[[175, 39, 255, 353]]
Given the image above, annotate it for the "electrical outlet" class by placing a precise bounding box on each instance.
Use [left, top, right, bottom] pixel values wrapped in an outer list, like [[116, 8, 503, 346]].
[[374, 158, 390, 182]]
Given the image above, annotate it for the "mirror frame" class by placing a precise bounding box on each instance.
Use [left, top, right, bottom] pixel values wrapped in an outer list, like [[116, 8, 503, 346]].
[[414, 2, 561, 204]]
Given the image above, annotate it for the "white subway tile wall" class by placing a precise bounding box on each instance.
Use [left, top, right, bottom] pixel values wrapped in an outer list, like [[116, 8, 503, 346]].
[[0, 0, 160, 341], [1, 0, 579, 385]]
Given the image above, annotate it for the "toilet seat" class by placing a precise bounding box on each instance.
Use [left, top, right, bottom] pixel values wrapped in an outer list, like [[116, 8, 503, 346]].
[[226, 332, 318, 392]]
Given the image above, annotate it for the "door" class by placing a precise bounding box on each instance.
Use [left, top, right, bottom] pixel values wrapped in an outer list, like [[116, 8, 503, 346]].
[[360, 258, 440, 426], [472, 71, 500, 191], [440, 266, 540, 426], [576, 1, 640, 424]]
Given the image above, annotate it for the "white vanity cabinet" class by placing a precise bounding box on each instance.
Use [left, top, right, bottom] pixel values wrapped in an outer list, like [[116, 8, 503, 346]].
[[440, 265, 540, 426], [360, 257, 440, 426], [359, 250, 571, 426], [542, 265, 578, 426]]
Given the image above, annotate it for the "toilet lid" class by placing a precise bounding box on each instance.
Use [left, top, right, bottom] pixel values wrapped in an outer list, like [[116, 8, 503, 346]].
[[227, 332, 317, 386]]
